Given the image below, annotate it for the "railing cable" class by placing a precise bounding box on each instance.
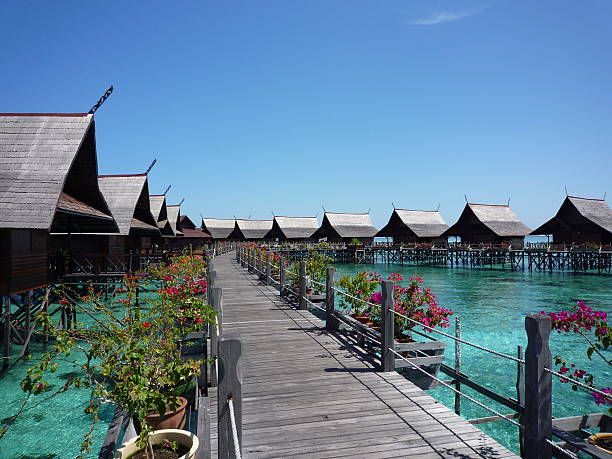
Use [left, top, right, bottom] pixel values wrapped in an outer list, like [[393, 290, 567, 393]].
[[227, 396, 242, 459]]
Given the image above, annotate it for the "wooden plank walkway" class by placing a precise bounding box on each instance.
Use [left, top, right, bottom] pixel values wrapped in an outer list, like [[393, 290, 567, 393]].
[[209, 253, 519, 459]]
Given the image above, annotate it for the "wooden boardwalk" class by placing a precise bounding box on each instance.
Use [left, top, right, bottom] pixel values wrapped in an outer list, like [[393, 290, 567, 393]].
[[209, 253, 519, 459]]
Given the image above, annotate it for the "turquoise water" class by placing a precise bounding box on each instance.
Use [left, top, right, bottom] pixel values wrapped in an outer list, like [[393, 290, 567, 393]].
[[334, 263, 612, 454], [0, 287, 156, 459]]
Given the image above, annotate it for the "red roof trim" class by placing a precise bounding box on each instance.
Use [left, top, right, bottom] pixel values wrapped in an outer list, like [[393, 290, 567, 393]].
[[395, 208, 439, 212], [98, 173, 147, 178], [149, 194, 165, 197], [567, 195, 605, 202], [0, 113, 89, 117], [468, 203, 510, 207]]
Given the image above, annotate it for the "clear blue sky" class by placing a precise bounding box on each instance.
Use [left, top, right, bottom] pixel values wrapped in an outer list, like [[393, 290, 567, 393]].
[[2, 1, 611, 229]]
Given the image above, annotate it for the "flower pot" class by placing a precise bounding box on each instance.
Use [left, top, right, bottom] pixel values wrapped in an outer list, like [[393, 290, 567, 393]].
[[352, 315, 371, 324], [588, 433, 612, 453], [144, 396, 188, 430], [115, 429, 199, 459]]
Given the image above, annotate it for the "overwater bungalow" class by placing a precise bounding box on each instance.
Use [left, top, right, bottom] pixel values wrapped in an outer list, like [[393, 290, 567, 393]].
[[149, 194, 175, 237], [311, 212, 378, 244], [531, 196, 612, 244], [376, 209, 449, 244], [0, 113, 117, 294], [176, 215, 212, 248], [201, 218, 236, 241], [443, 203, 531, 247], [265, 216, 319, 241], [228, 219, 273, 241], [97, 174, 160, 252]]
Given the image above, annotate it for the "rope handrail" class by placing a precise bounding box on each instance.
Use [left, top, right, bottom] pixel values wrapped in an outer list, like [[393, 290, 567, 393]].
[[388, 347, 523, 429], [302, 295, 326, 312], [227, 396, 242, 459], [331, 286, 381, 309], [545, 439, 579, 459], [389, 309, 524, 364], [544, 367, 612, 399], [334, 312, 382, 346], [306, 277, 326, 288]]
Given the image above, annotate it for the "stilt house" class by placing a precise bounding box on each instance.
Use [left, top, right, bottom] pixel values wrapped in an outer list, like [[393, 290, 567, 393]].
[[0, 113, 117, 294], [376, 209, 449, 244], [149, 194, 175, 238], [228, 219, 273, 241], [311, 212, 378, 244], [531, 196, 612, 244], [176, 215, 212, 248], [443, 203, 531, 247], [201, 218, 236, 241], [265, 216, 319, 241]]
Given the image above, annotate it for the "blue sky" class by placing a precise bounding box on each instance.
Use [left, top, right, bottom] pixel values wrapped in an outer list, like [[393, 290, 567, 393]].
[[2, 1, 611, 229]]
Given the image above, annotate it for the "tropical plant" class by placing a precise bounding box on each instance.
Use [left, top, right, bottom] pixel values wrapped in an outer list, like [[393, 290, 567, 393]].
[[336, 272, 380, 317]]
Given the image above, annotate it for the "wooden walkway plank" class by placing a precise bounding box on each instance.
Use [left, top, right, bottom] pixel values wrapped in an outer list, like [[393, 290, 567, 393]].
[[209, 253, 519, 459]]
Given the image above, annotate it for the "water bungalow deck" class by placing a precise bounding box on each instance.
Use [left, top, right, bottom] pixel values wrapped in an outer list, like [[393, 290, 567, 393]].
[[208, 253, 519, 458]]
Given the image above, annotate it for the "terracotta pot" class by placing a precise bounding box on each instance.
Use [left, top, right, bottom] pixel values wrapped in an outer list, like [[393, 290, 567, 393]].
[[115, 429, 199, 459], [588, 433, 612, 453], [144, 396, 188, 430], [364, 321, 374, 327], [352, 315, 371, 324], [371, 326, 382, 332]]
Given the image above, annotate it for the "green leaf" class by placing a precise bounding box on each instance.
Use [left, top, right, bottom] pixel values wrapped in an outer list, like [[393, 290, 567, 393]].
[[586, 347, 594, 359]]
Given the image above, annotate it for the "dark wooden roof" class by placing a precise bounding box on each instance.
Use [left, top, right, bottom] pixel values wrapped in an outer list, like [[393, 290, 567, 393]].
[[532, 196, 612, 236], [201, 218, 236, 239], [444, 203, 531, 238], [166, 205, 184, 237], [228, 219, 273, 240], [265, 216, 319, 240], [0, 114, 117, 232], [377, 209, 449, 239], [312, 212, 378, 240], [98, 174, 159, 236]]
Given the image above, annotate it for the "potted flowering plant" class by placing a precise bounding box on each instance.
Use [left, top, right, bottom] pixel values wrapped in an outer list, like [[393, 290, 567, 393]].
[[2, 254, 215, 458], [336, 272, 381, 325]]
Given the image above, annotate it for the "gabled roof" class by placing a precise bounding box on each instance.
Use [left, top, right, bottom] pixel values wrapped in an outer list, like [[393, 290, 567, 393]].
[[166, 205, 184, 237], [265, 216, 319, 240], [532, 196, 612, 236], [98, 174, 159, 236], [377, 209, 449, 238], [228, 219, 273, 240], [201, 218, 236, 239], [149, 194, 174, 236], [445, 203, 531, 237], [312, 212, 378, 239], [0, 113, 116, 232]]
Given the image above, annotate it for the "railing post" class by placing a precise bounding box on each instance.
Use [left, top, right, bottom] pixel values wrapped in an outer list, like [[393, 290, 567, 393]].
[[218, 335, 242, 459], [381, 280, 395, 372], [247, 249, 253, 273], [210, 286, 223, 387], [325, 266, 338, 331], [298, 261, 307, 310], [523, 314, 552, 459], [266, 252, 272, 286], [235, 246, 239, 262], [517, 345, 526, 457], [279, 257, 286, 296], [454, 315, 461, 415]]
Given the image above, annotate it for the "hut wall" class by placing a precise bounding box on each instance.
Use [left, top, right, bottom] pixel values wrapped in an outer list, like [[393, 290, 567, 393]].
[[0, 229, 49, 295], [108, 235, 128, 255]]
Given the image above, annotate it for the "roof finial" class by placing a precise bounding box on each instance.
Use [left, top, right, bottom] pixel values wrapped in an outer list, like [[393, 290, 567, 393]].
[[88, 86, 114, 114], [145, 159, 157, 174], [565, 186, 568, 197], [270, 210, 275, 217], [367, 208, 371, 214], [391, 201, 396, 209], [322, 205, 326, 213], [464, 194, 468, 203], [163, 184, 171, 195], [437, 203, 440, 211], [247, 214, 252, 220], [507, 197, 510, 206], [178, 198, 184, 206], [604, 192, 607, 200]]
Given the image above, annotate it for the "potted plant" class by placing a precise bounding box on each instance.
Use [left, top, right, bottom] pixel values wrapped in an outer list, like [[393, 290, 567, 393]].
[[336, 272, 381, 324], [2, 254, 215, 457]]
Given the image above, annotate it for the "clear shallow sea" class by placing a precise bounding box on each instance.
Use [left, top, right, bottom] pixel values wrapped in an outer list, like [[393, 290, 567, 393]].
[[334, 263, 612, 454]]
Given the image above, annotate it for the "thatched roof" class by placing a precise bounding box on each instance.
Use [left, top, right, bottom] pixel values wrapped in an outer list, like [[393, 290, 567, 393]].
[[166, 205, 184, 237], [228, 219, 273, 240], [377, 209, 449, 239], [201, 218, 236, 239], [149, 194, 174, 236], [98, 174, 159, 236], [312, 212, 378, 240], [0, 113, 116, 232], [265, 216, 319, 240], [444, 203, 531, 237], [532, 196, 612, 236]]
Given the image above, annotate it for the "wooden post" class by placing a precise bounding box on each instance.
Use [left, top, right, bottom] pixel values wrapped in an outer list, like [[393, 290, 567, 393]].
[[218, 335, 242, 459], [210, 287, 223, 387], [325, 266, 338, 331], [24, 292, 31, 356], [279, 257, 286, 296], [517, 345, 525, 457], [523, 314, 552, 459], [2, 296, 9, 369], [454, 315, 461, 415], [381, 280, 395, 372], [43, 287, 49, 348], [266, 253, 272, 286], [247, 249, 252, 273], [235, 246, 239, 262], [298, 261, 307, 310]]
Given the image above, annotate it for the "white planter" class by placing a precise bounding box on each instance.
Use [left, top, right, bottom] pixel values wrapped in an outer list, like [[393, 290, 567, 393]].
[[115, 429, 199, 459]]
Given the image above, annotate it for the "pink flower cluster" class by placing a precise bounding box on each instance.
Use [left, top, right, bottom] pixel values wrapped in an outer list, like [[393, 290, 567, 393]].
[[541, 301, 607, 337], [592, 387, 612, 406]]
